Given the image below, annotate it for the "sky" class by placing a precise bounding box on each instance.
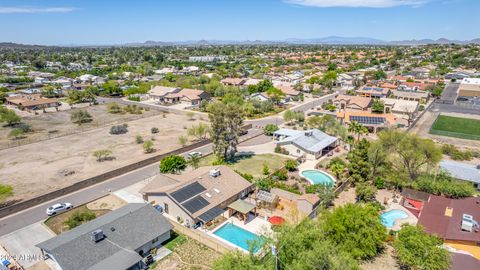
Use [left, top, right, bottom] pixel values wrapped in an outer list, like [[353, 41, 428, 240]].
[[0, 0, 478, 45]]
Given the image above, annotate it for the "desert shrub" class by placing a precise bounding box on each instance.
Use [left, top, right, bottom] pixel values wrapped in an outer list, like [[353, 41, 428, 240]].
[[151, 127, 159, 134], [110, 124, 128, 135], [272, 169, 288, 181], [284, 159, 298, 171], [135, 135, 144, 144]]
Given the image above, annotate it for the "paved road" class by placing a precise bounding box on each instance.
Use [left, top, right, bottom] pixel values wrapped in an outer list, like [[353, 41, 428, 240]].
[[0, 93, 334, 236], [431, 103, 480, 115]]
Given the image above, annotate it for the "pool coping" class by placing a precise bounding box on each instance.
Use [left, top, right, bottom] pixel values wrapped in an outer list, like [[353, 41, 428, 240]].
[[299, 169, 337, 185], [208, 219, 263, 253]]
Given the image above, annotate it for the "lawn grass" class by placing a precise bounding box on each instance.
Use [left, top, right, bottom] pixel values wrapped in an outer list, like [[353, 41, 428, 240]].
[[163, 231, 188, 251], [44, 205, 110, 234], [198, 153, 292, 178], [430, 115, 480, 141]]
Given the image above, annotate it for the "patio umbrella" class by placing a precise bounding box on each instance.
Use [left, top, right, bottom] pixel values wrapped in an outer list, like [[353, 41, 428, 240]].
[[268, 216, 285, 226]]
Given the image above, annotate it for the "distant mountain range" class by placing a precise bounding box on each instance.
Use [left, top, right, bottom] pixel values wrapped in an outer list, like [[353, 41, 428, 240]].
[[2, 36, 480, 48]]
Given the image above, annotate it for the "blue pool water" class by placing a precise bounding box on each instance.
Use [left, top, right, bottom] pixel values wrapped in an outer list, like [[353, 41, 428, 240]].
[[301, 170, 335, 186], [381, 210, 408, 228], [213, 223, 263, 252]]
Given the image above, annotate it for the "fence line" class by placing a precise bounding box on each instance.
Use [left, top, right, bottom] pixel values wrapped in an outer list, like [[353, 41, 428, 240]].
[[170, 221, 234, 254], [407, 101, 435, 131], [0, 139, 210, 218]]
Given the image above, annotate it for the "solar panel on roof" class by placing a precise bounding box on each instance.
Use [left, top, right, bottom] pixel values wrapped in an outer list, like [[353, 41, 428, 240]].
[[350, 115, 386, 125], [182, 196, 210, 214], [198, 206, 224, 223], [170, 182, 206, 203]]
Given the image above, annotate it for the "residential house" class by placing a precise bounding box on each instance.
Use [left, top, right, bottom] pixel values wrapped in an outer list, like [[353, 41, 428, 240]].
[[177, 88, 210, 107], [148, 86, 180, 103], [220, 78, 246, 86], [336, 111, 396, 133], [398, 81, 433, 92], [141, 166, 254, 227], [335, 73, 354, 90], [273, 129, 338, 160], [249, 92, 270, 102], [356, 86, 391, 98], [417, 195, 480, 260], [5, 94, 59, 111], [274, 83, 301, 102], [439, 160, 480, 190], [458, 78, 480, 98], [391, 90, 429, 103], [380, 98, 419, 115], [36, 203, 173, 270], [334, 94, 372, 111], [243, 78, 262, 87]]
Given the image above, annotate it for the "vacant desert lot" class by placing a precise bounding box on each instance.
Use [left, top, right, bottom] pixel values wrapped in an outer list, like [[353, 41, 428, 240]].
[[0, 112, 207, 201], [0, 104, 159, 149]]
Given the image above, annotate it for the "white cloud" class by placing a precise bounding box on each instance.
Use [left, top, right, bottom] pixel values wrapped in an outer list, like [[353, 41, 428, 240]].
[[285, 0, 429, 8], [0, 7, 74, 14]]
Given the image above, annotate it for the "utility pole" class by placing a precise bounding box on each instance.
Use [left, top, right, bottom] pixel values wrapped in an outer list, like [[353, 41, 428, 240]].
[[271, 245, 278, 270]]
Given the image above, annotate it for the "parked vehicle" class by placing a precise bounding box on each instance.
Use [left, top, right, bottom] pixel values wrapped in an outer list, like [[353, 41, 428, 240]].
[[46, 202, 73, 216], [187, 151, 202, 159]]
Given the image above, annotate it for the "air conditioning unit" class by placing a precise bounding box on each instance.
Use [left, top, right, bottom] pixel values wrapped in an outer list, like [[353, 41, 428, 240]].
[[210, 168, 221, 178], [462, 214, 474, 232], [91, 229, 104, 242]]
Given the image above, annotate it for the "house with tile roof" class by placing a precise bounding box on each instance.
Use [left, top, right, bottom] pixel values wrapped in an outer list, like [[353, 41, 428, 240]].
[[334, 94, 372, 111]]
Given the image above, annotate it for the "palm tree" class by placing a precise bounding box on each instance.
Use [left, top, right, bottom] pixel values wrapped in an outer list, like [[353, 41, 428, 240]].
[[347, 121, 368, 142]]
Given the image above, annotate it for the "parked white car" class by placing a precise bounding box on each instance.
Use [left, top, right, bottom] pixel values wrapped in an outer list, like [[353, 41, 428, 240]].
[[46, 202, 73, 216], [187, 151, 203, 159]]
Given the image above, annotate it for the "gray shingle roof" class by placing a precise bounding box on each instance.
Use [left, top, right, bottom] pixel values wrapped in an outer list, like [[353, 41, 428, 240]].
[[439, 160, 480, 184], [36, 203, 173, 270]]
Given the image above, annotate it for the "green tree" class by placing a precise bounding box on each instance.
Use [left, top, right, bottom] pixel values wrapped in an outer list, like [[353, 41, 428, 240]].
[[321, 203, 387, 260], [347, 121, 368, 142], [188, 155, 200, 169], [93, 149, 112, 162], [208, 102, 243, 161], [394, 225, 450, 270], [187, 122, 209, 140], [262, 163, 270, 175], [283, 109, 296, 124], [371, 99, 385, 113], [378, 130, 442, 180], [143, 140, 154, 153], [355, 183, 377, 203], [266, 87, 285, 104], [160, 155, 187, 173], [347, 139, 371, 182], [284, 159, 298, 171], [71, 110, 93, 125], [0, 108, 21, 126], [322, 71, 338, 89], [263, 124, 279, 136]]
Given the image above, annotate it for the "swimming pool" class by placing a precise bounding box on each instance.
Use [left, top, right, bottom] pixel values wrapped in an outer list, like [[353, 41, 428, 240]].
[[301, 170, 335, 186], [213, 223, 263, 252], [381, 209, 408, 228]]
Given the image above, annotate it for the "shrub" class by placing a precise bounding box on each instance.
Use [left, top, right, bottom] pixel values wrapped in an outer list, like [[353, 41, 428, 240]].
[[110, 124, 128, 135], [274, 145, 289, 155], [160, 155, 187, 173], [107, 102, 123, 114], [284, 160, 298, 171], [151, 127, 159, 134], [124, 104, 142, 114], [374, 177, 385, 189], [272, 169, 288, 181], [355, 183, 377, 203], [64, 210, 96, 229], [263, 124, 279, 136], [127, 96, 140, 102], [394, 225, 450, 270], [143, 140, 154, 153], [135, 135, 144, 144], [70, 110, 92, 125], [15, 123, 32, 133], [262, 163, 270, 175], [441, 144, 473, 161], [411, 173, 475, 198]]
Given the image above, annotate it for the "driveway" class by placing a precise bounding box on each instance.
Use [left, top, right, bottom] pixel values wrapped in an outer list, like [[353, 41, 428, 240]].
[[0, 222, 54, 268]]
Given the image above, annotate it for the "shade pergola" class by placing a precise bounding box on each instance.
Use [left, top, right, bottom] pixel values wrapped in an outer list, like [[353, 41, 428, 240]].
[[228, 199, 256, 224]]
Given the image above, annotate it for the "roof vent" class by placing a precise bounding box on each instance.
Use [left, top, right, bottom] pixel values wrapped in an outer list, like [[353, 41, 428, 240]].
[[213, 188, 220, 193], [210, 168, 221, 178], [110, 227, 115, 232], [205, 193, 212, 198], [91, 229, 104, 242]]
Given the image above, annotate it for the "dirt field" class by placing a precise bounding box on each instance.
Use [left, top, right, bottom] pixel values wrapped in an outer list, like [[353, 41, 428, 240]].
[[410, 110, 480, 150], [0, 104, 159, 149], [0, 111, 207, 201]]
